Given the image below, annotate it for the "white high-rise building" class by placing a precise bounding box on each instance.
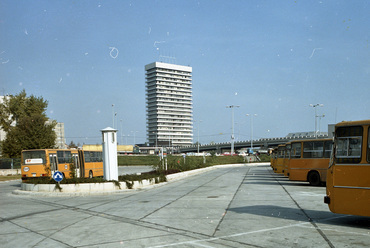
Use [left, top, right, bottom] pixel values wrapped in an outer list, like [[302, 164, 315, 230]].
[[145, 62, 193, 147], [54, 122, 67, 149]]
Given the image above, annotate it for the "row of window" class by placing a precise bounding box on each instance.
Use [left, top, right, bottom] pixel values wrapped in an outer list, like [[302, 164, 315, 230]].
[[146, 80, 192, 88], [277, 140, 333, 159], [280, 126, 370, 163], [290, 141, 333, 159], [55, 151, 103, 163], [22, 150, 103, 165], [84, 151, 103, 163]]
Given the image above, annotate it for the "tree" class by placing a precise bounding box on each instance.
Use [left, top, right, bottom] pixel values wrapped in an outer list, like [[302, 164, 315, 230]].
[[68, 141, 78, 149], [0, 90, 56, 158]]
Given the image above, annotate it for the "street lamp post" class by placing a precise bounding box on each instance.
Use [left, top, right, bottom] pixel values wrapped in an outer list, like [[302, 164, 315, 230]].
[[309, 104, 324, 138], [246, 114, 257, 152], [226, 105, 240, 155], [120, 119, 123, 145], [194, 120, 202, 154], [131, 131, 138, 146], [112, 104, 115, 128], [317, 114, 325, 135]]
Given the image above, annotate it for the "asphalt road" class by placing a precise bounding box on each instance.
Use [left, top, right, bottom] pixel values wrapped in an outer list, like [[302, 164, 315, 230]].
[[1, 164, 369, 247]]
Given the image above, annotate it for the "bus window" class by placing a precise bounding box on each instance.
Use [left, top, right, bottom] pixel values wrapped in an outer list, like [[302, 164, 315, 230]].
[[303, 141, 324, 158], [323, 140, 333, 158], [291, 142, 301, 159], [335, 126, 362, 163], [285, 144, 291, 158], [57, 151, 72, 164], [336, 137, 362, 158], [84, 151, 91, 162], [23, 150, 46, 165]]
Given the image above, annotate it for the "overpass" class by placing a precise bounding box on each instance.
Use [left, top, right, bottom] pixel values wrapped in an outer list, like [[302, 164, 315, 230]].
[[179, 134, 330, 154]]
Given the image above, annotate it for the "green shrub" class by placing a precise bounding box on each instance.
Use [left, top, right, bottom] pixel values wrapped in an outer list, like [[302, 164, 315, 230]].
[[118, 156, 160, 166]]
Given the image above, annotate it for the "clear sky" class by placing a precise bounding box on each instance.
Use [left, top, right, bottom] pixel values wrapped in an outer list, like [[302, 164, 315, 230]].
[[1, 0, 369, 146]]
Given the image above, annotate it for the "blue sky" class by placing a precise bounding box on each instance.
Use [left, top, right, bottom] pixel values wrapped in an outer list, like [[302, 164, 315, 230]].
[[1, 0, 369, 146]]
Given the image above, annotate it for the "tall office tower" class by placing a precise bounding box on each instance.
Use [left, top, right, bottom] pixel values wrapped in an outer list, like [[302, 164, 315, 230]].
[[145, 62, 193, 147]]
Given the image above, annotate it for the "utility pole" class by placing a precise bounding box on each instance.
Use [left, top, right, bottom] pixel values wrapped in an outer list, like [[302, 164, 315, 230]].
[[310, 103, 324, 138], [226, 105, 240, 155]]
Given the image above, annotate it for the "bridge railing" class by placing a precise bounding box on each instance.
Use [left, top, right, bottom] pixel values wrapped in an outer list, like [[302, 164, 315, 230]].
[[179, 134, 329, 153]]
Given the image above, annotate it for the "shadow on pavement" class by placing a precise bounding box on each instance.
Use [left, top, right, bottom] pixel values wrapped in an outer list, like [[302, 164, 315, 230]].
[[228, 205, 370, 228]]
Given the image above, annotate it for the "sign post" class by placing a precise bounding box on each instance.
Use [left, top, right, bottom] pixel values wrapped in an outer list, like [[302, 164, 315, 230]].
[[53, 171, 64, 190], [53, 171, 64, 182]]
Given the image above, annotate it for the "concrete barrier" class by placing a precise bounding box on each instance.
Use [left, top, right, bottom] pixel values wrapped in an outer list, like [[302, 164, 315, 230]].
[[14, 163, 269, 195], [19, 179, 156, 194]]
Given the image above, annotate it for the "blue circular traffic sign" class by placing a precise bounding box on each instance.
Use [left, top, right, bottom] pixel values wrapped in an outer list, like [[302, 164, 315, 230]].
[[53, 171, 64, 182]]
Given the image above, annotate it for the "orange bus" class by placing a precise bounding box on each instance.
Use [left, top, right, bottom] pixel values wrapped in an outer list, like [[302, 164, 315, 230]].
[[283, 142, 291, 176], [274, 144, 286, 174], [270, 148, 277, 169], [21, 149, 103, 181], [288, 138, 333, 186], [325, 120, 370, 217]]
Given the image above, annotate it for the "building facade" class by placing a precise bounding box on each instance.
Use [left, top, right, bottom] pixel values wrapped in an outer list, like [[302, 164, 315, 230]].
[[54, 122, 67, 149], [145, 62, 193, 147]]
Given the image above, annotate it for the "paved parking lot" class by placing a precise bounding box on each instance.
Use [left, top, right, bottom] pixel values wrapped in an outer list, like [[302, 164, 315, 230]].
[[1, 163, 369, 247]]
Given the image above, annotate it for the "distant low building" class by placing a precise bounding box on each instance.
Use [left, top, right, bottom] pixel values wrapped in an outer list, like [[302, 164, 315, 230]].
[[83, 144, 135, 154]]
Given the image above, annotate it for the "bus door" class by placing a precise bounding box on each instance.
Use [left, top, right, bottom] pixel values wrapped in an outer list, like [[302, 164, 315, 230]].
[[72, 154, 81, 178], [78, 150, 85, 178], [49, 153, 58, 176]]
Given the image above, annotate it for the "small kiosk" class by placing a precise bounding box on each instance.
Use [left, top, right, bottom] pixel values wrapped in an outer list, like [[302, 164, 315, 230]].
[[101, 127, 118, 181]]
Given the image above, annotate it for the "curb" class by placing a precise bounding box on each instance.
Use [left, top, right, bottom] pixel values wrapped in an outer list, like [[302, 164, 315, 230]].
[[12, 163, 269, 196]]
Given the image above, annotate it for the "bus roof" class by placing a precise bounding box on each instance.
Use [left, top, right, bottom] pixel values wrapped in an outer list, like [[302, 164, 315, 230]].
[[335, 119, 370, 127], [289, 138, 333, 143], [22, 149, 73, 152]]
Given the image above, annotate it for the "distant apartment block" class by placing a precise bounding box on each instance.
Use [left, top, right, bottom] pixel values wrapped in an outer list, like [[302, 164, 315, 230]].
[[145, 62, 193, 147], [44, 120, 67, 149], [54, 122, 67, 149]]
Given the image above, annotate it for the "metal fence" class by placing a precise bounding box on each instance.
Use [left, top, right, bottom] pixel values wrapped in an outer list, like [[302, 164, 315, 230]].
[[0, 158, 21, 169]]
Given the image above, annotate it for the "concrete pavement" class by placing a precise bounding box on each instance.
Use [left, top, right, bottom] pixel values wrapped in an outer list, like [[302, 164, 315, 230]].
[[1, 163, 369, 247]]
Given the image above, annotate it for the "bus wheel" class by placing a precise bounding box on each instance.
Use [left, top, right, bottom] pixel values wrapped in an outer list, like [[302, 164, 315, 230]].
[[89, 171, 93, 179], [308, 171, 320, 186]]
